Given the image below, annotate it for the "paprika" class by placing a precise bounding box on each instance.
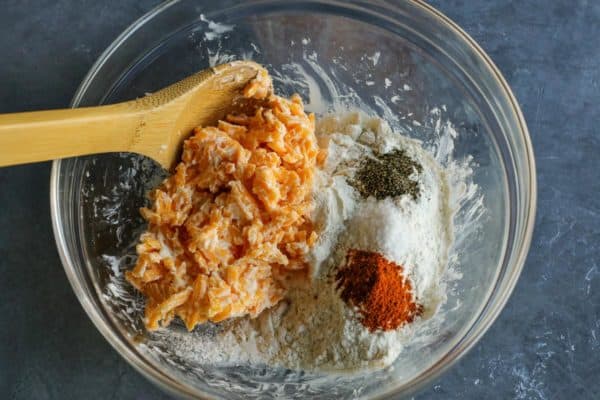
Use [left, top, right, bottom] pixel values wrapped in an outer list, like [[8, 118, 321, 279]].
[[336, 249, 422, 332]]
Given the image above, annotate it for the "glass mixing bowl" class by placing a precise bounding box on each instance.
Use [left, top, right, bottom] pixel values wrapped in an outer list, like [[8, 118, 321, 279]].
[[50, 1, 536, 398]]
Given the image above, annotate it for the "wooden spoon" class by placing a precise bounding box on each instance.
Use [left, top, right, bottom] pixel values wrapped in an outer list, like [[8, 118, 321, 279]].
[[0, 61, 266, 170]]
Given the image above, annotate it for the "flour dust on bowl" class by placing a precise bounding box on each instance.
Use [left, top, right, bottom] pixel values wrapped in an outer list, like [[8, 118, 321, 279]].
[[50, 1, 536, 399]]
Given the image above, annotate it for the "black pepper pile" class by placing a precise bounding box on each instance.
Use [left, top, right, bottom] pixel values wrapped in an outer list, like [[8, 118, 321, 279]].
[[351, 149, 422, 200]]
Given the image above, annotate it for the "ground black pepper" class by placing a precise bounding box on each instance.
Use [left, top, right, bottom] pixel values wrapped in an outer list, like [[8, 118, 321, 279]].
[[351, 149, 422, 200]]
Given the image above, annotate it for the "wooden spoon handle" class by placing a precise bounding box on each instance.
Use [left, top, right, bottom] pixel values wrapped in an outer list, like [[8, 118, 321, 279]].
[[0, 102, 145, 167]]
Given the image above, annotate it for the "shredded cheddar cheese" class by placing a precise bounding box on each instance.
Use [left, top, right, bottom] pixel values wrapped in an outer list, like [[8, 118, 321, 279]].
[[126, 70, 323, 331]]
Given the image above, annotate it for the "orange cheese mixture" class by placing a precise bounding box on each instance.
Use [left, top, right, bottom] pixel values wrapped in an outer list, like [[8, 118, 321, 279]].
[[126, 70, 324, 331]]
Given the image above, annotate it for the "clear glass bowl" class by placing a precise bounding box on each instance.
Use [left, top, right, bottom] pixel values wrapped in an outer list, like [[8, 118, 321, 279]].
[[50, 1, 536, 398]]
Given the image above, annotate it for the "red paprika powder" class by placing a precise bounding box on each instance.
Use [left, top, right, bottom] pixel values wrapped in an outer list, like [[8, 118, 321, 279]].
[[336, 249, 422, 332]]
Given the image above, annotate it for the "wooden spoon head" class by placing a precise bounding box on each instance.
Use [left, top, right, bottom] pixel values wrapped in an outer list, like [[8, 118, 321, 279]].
[[133, 61, 266, 170]]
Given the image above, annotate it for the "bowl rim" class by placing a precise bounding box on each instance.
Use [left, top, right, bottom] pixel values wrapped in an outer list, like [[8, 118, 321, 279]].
[[50, 0, 537, 398]]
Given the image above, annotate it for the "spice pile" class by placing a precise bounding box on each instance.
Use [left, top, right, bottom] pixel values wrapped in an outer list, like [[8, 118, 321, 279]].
[[352, 149, 422, 200], [336, 249, 422, 332]]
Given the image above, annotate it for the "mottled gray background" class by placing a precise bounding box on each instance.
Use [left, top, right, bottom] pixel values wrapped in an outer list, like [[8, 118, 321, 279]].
[[0, 0, 598, 399]]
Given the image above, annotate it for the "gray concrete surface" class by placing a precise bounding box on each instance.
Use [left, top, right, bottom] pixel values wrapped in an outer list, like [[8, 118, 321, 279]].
[[0, 1, 598, 399]]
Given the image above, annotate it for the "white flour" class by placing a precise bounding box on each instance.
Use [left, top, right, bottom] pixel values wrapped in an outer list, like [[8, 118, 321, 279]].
[[312, 112, 453, 313]]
